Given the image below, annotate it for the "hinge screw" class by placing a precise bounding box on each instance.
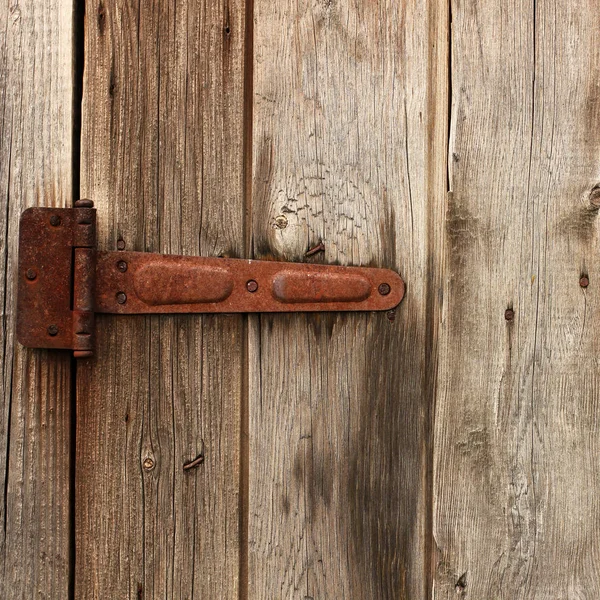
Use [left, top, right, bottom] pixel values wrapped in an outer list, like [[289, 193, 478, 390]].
[[49, 215, 61, 227], [246, 280, 258, 293], [26, 269, 37, 281], [378, 283, 391, 296], [117, 260, 128, 273], [47, 325, 59, 336], [116, 292, 127, 304]]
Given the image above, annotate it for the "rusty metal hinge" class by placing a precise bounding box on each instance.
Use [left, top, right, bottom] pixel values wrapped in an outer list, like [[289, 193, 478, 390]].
[[17, 201, 405, 357]]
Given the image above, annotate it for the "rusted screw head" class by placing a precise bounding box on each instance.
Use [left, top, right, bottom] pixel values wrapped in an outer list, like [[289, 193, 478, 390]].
[[378, 283, 391, 296], [74, 199, 94, 208], [117, 239, 126, 250], [580, 276, 590, 288], [47, 324, 59, 336], [143, 457, 155, 470], [504, 308, 515, 321], [117, 260, 128, 273], [246, 280, 258, 293], [49, 215, 61, 227], [26, 268, 37, 281], [116, 292, 127, 304]]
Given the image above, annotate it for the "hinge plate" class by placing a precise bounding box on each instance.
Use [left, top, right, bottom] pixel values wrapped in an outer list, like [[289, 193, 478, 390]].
[[17, 204, 405, 356]]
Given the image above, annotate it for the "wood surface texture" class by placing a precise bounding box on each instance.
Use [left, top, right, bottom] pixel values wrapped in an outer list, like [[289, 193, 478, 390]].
[[76, 1, 246, 598], [249, 1, 446, 598], [4, 0, 600, 598], [433, 0, 600, 598], [0, 1, 73, 598]]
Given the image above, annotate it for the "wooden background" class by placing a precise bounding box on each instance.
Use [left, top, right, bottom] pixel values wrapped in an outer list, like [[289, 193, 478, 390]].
[[1, 0, 599, 598]]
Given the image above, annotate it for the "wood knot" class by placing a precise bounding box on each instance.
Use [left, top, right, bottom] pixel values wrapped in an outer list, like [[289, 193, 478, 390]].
[[455, 572, 467, 594], [590, 184, 600, 209]]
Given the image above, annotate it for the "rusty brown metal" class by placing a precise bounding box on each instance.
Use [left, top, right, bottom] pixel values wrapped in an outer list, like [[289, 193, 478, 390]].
[[17, 205, 406, 355], [17, 205, 96, 352], [94, 252, 403, 314]]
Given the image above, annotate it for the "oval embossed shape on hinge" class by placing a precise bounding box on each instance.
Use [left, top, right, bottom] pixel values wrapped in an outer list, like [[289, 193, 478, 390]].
[[134, 262, 233, 305], [272, 271, 372, 303]]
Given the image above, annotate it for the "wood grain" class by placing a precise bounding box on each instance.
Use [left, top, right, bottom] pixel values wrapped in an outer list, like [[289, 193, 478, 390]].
[[76, 1, 246, 598], [249, 1, 447, 597], [434, 0, 600, 597], [0, 1, 73, 598]]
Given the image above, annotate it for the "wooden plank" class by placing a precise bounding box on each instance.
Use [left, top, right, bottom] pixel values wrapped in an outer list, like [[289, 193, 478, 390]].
[[249, 1, 447, 597], [434, 0, 600, 597], [0, 1, 73, 597], [76, 1, 246, 598]]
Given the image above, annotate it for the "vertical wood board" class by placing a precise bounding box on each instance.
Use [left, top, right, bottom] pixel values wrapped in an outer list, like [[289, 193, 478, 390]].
[[434, 0, 600, 597], [0, 1, 73, 598], [77, 1, 246, 598], [249, 1, 447, 598]]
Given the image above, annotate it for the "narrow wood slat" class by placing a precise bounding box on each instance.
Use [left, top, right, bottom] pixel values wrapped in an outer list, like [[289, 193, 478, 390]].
[[249, 1, 448, 597], [0, 1, 73, 598], [76, 1, 246, 598], [434, 1, 600, 596]]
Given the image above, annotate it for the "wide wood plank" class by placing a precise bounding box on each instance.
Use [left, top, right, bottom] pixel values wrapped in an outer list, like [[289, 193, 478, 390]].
[[434, 0, 600, 597], [249, 1, 448, 597], [0, 1, 73, 597], [76, 1, 246, 598]]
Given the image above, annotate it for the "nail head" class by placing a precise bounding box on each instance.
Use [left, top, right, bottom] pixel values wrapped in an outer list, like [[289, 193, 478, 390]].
[[273, 215, 288, 229]]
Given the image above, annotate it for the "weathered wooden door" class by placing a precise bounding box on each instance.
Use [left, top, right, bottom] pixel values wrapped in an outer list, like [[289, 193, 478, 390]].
[[2, 0, 600, 598]]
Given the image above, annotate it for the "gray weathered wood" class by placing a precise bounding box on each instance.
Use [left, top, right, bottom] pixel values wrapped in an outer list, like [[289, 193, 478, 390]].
[[434, 0, 600, 597], [249, 1, 448, 597], [0, 1, 73, 597], [76, 1, 246, 598]]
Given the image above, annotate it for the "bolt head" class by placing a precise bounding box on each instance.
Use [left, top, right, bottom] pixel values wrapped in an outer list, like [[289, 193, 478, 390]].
[[246, 280, 258, 293], [47, 324, 59, 336], [378, 283, 391, 296], [49, 215, 61, 227], [26, 268, 37, 281], [116, 292, 127, 304], [117, 260, 128, 273], [580, 276, 589, 288]]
